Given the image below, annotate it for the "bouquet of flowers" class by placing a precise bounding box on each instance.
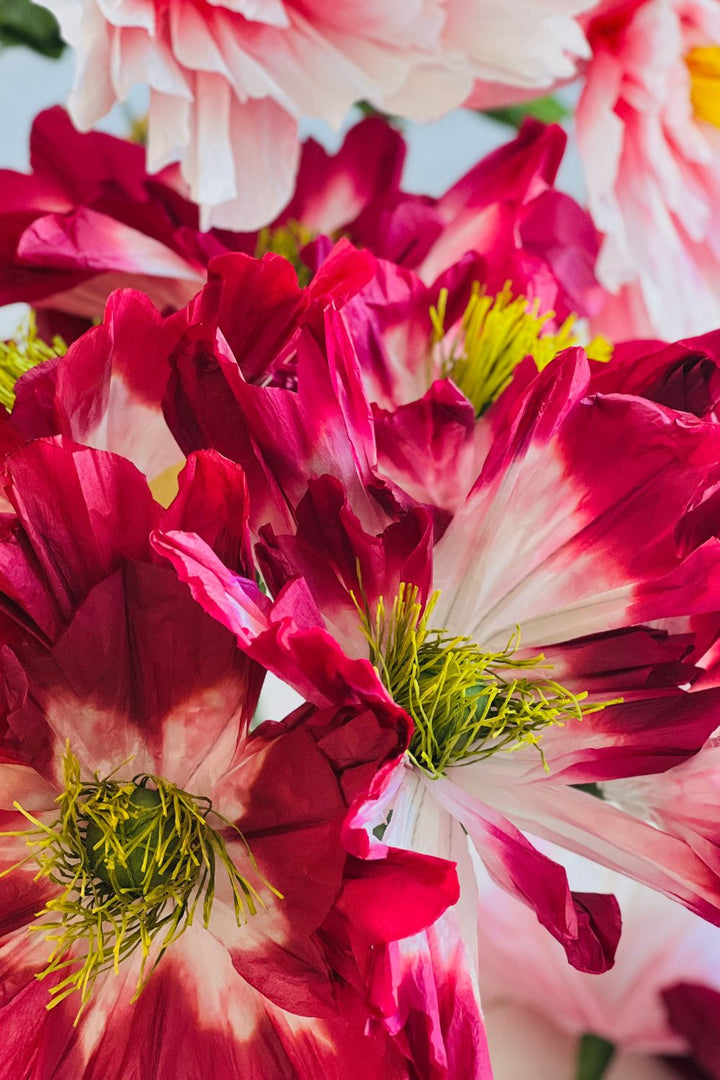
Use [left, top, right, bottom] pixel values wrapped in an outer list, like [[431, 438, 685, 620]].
[[1, 1, 720, 1076]]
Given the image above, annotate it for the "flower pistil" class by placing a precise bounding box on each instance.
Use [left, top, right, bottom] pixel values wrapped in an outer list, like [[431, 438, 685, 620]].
[[358, 584, 615, 778], [2, 749, 281, 1015]]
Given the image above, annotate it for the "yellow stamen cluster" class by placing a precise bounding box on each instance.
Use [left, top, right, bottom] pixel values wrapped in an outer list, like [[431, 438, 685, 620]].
[[128, 113, 148, 145], [254, 220, 314, 286], [358, 584, 615, 778], [0, 311, 66, 411], [686, 47, 720, 129], [2, 749, 280, 1016], [429, 282, 612, 416]]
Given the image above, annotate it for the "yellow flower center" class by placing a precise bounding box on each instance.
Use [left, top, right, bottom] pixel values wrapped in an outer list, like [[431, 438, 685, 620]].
[[429, 282, 612, 416], [686, 46, 720, 128], [0, 312, 65, 411], [2, 749, 280, 1016], [356, 585, 615, 778]]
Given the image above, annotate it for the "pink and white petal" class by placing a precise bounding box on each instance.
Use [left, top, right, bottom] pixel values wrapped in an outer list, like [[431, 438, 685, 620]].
[[16, 209, 203, 282], [481, 776, 720, 926], [17, 562, 260, 789], [600, 742, 720, 881], [284, 117, 406, 235], [446, 0, 590, 89], [14, 291, 185, 483], [0, 440, 159, 638], [365, 768, 490, 1077], [514, 687, 720, 786], [198, 97, 300, 231], [154, 527, 401, 712], [433, 351, 720, 648], [382, 766, 479, 953], [381, 914, 492, 1079], [25, 270, 199, 325], [20, 925, 409, 1079], [527, 624, 702, 694], [161, 450, 253, 575], [429, 773, 621, 972]]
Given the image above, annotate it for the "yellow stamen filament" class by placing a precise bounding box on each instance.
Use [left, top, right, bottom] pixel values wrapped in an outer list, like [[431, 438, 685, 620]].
[[0, 311, 66, 411], [429, 282, 612, 416], [356, 584, 620, 778], [686, 47, 720, 129], [1, 749, 282, 1017]]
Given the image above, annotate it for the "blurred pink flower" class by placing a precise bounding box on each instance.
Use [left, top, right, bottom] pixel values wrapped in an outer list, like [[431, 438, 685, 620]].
[[0, 439, 458, 1078], [477, 846, 720, 1079], [42, 0, 594, 230], [576, 0, 720, 339]]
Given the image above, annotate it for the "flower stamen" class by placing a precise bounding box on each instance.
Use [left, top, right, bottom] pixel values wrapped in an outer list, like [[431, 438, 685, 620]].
[[1, 749, 282, 1016], [0, 311, 66, 410], [686, 47, 720, 129], [429, 282, 611, 415], [357, 584, 618, 778]]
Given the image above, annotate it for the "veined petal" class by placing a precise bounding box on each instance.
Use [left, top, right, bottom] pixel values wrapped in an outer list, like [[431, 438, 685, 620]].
[[432, 350, 720, 648], [428, 774, 620, 973], [13, 290, 185, 489], [481, 777, 720, 927]]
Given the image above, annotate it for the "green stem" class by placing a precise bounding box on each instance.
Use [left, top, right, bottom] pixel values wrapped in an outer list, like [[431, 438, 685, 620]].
[[482, 95, 569, 129], [576, 1034, 616, 1080]]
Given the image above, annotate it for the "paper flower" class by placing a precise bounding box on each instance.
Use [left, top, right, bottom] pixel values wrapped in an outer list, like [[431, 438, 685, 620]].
[[0, 439, 457, 1077], [157, 248, 720, 1065], [158, 393, 720, 1067]]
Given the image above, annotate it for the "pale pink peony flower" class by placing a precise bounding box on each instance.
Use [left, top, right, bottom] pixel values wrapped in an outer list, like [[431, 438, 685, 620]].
[[576, 0, 720, 339], [43, 0, 594, 230]]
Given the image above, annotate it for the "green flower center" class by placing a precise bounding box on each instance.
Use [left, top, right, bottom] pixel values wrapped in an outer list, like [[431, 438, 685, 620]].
[[358, 584, 616, 778], [83, 784, 188, 893], [429, 282, 612, 416], [0, 315, 65, 414], [254, 220, 314, 287], [3, 750, 281, 1016], [0, 311, 65, 411]]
